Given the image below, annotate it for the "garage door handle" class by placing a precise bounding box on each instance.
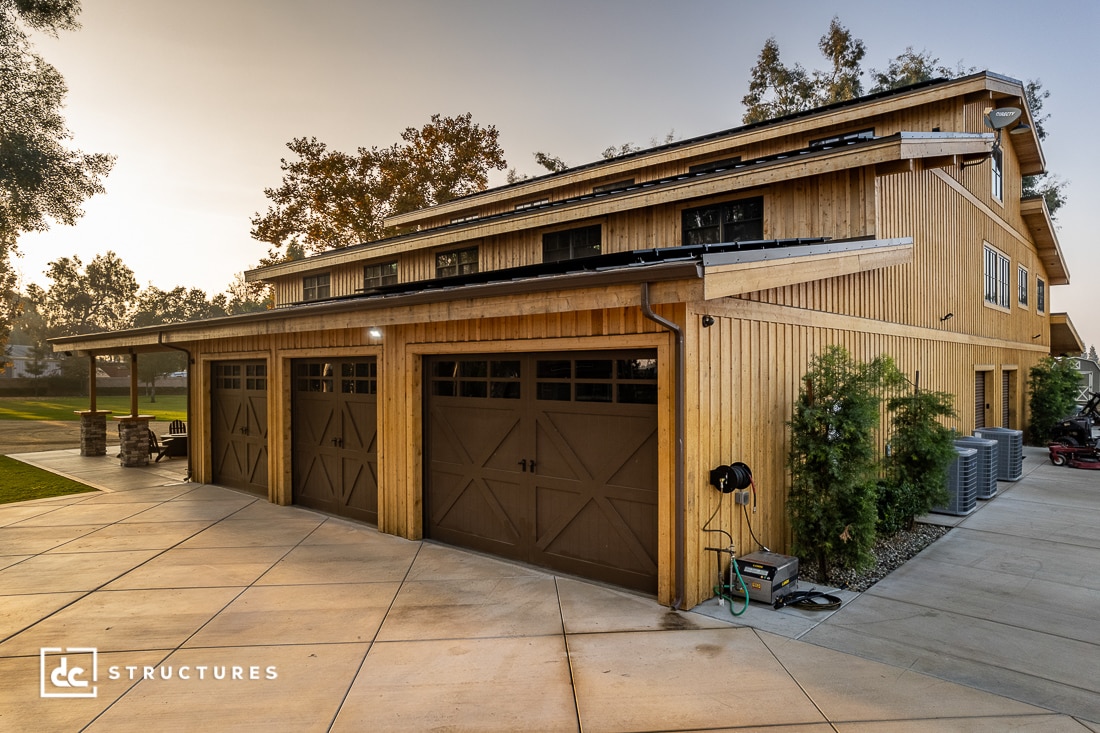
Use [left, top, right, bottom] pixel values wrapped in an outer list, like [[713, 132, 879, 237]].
[[331, 437, 344, 448], [518, 459, 527, 472], [239, 426, 249, 436], [529, 460, 536, 474]]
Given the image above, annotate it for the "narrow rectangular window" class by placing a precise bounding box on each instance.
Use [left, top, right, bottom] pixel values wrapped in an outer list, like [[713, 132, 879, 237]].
[[983, 245, 1010, 309], [302, 273, 330, 302], [364, 261, 398, 290], [543, 225, 601, 263], [1017, 266, 1029, 307], [436, 246, 479, 278], [1037, 278, 1046, 314]]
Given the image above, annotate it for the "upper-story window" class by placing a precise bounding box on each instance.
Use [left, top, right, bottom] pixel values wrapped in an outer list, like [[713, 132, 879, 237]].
[[302, 273, 330, 302], [364, 261, 398, 290], [543, 225, 601, 263], [436, 246, 479, 278], [991, 145, 1004, 202], [1017, 265, 1029, 307], [983, 245, 1010, 309], [1037, 277, 1046, 314], [681, 196, 764, 246]]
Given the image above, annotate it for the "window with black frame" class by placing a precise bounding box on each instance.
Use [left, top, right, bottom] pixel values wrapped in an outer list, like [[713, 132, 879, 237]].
[[302, 273, 330, 301], [364, 261, 398, 290], [543, 225, 601, 263], [436, 247, 479, 278], [681, 197, 763, 246]]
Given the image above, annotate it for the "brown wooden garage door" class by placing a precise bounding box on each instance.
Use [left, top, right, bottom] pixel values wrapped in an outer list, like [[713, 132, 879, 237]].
[[425, 351, 659, 593], [211, 360, 268, 495], [292, 358, 379, 524]]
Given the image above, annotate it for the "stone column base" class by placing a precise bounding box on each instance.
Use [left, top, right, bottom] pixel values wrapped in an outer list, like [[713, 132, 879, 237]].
[[76, 410, 112, 456], [115, 416, 155, 467]]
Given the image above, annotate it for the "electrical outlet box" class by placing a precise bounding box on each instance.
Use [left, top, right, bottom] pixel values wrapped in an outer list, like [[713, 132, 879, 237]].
[[733, 489, 750, 505]]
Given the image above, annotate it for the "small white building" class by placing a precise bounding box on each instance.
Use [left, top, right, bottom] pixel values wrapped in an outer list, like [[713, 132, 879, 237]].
[[1, 345, 62, 379]]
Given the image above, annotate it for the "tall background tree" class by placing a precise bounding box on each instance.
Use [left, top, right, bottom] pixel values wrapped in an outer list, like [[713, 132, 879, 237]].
[[251, 113, 506, 261], [131, 285, 226, 400], [741, 18, 1066, 218], [0, 0, 114, 364]]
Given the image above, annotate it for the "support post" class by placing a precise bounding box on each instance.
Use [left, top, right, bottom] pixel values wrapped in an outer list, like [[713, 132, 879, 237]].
[[129, 352, 138, 417], [88, 353, 97, 412]]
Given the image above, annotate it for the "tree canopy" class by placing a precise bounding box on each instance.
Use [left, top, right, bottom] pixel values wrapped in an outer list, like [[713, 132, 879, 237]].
[[25, 251, 137, 335], [0, 0, 113, 243], [250, 113, 506, 260], [0, 0, 113, 363], [741, 19, 1066, 217]]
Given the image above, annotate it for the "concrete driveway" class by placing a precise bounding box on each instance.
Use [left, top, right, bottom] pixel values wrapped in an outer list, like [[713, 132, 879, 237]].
[[1, 447, 1097, 732]]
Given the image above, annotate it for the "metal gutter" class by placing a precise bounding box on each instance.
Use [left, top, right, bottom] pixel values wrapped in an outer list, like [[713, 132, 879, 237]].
[[640, 282, 685, 610]]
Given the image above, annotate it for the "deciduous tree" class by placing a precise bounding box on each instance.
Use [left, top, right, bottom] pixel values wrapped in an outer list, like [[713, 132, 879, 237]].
[[812, 16, 866, 105], [0, 0, 114, 359], [868, 47, 962, 93], [741, 37, 815, 124], [28, 251, 137, 335], [252, 113, 506, 258]]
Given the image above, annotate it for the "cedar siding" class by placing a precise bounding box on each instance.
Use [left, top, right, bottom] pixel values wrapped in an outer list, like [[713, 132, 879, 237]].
[[53, 72, 1073, 608]]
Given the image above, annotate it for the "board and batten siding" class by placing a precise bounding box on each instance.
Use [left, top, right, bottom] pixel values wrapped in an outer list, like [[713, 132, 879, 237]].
[[680, 299, 1043, 606]]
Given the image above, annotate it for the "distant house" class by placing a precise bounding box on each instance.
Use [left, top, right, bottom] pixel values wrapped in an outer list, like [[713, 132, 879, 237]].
[[53, 71, 1081, 607], [1072, 357, 1100, 405], [1, 344, 61, 379]]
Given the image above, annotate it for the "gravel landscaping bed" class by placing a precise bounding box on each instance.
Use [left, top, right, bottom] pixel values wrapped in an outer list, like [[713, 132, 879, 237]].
[[801, 523, 951, 592]]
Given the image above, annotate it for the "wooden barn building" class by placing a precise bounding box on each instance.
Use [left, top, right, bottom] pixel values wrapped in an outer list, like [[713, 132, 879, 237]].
[[54, 71, 1080, 608]]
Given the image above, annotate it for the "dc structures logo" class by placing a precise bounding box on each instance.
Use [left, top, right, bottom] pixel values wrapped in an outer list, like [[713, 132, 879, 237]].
[[40, 647, 98, 698]]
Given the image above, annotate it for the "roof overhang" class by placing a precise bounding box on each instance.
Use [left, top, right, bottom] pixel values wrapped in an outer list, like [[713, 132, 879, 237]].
[[1020, 196, 1069, 285], [383, 72, 1040, 229], [249, 133, 986, 283], [54, 237, 912, 356], [701, 237, 913, 299], [1050, 312, 1084, 356]]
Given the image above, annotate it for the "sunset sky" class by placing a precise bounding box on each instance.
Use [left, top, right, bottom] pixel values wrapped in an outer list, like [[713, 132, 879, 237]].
[[16, 0, 1100, 349]]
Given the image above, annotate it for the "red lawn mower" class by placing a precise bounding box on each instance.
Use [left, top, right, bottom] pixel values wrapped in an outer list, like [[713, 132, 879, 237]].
[[1048, 392, 1100, 469]]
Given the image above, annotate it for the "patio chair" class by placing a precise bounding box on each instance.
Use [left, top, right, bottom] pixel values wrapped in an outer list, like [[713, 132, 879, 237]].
[[168, 419, 186, 435]]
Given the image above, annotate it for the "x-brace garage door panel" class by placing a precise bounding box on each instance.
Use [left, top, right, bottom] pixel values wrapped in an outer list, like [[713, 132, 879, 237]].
[[211, 360, 268, 496], [292, 359, 378, 524], [425, 351, 658, 593]]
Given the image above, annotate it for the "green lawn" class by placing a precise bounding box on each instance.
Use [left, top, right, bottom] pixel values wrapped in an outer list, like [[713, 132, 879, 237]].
[[0, 395, 188, 422], [0, 455, 99, 504]]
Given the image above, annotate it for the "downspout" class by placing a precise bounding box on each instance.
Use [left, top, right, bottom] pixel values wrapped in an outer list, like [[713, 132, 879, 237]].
[[640, 282, 685, 610], [159, 333, 193, 482]]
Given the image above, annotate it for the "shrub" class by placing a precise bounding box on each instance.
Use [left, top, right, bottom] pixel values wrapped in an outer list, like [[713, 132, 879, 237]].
[[787, 346, 903, 582], [1027, 357, 1080, 445], [878, 388, 957, 534]]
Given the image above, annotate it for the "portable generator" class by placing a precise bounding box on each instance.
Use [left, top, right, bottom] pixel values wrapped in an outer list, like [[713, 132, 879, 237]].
[[733, 551, 799, 604]]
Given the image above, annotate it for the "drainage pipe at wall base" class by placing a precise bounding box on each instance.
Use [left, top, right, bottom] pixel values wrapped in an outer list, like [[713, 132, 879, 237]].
[[640, 282, 685, 610], [158, 334, 193, 482]]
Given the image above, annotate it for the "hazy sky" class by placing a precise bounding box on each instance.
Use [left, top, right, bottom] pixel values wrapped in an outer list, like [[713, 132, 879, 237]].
[[16, 0, 1100, 349]]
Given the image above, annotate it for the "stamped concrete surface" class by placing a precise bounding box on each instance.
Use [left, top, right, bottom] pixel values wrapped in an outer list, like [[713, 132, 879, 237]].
[[0, 448, 1097, 732]]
